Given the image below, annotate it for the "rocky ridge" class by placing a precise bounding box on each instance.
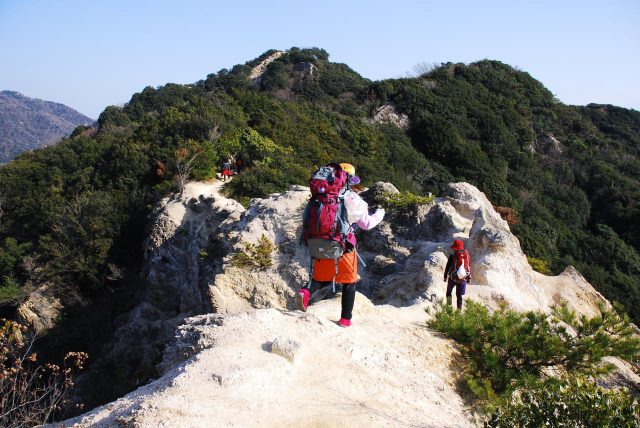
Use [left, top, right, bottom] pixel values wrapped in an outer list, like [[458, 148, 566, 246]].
[[56, 179, 634, 427], [69, 181, 244, 404], [248, 51, 285, 83]]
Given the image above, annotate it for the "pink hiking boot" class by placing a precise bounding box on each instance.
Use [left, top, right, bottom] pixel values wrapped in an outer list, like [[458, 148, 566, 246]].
[[338, 318, 351, 328], [296, 288, 310, 312]]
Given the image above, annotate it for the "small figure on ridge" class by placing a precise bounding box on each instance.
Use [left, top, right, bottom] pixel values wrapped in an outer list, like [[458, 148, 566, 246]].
[[444, 239, 471, 310]]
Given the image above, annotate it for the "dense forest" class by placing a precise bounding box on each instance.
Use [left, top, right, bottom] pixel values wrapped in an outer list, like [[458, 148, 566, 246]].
[[0, 46, 639, 333]]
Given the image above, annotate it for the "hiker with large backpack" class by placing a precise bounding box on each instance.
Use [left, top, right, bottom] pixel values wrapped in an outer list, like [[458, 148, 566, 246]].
[[444, 239, 471, 310], [297, 163, 384, 327]]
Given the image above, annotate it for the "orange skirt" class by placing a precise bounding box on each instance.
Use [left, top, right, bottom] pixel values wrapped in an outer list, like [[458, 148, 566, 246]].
[[312, 251, 358, 283]]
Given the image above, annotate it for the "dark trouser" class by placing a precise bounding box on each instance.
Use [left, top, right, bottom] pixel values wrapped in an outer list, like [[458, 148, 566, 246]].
[[446, 278, 467, 309], [309, 280, 357, 320]]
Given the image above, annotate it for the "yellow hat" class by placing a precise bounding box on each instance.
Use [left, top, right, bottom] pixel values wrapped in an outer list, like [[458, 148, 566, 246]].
[[340, 163, 355, 175]]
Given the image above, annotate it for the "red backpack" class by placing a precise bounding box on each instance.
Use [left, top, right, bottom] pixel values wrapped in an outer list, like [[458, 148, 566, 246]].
[[452, 249, 470, 281], [302, 163, 356, 259]]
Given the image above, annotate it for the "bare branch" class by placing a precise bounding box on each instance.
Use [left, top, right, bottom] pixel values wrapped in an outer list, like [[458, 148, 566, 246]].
[[174, 146, 202, 195]]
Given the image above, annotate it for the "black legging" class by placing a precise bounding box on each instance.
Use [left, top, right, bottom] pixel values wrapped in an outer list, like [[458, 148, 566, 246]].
[[446, 278, 467, 309], [309, 280, 357, 320], [340, 283, 356, 320]]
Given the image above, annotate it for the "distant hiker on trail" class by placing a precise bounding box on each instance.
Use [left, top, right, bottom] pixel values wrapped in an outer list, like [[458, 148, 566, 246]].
[[444, 239, 471, 310], [235, 157, 244, 174], [297, 162, 385, 327], [221, 160, 232, 181]]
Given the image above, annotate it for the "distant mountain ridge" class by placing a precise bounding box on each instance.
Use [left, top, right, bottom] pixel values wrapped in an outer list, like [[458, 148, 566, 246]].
[[0, 90, 93, 163]]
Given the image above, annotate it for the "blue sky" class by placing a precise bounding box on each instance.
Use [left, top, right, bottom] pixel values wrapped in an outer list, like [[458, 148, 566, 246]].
[[1, 0, 638, 119]]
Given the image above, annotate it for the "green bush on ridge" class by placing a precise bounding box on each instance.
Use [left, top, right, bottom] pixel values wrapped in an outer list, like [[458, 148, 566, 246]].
[[526, 257, 551, 275], [428, 300, 640, 425], [487, 375, 639, 428], [0, 276, 22, 303], [230, 234, 276, 270], [379, 191, 435, 211]]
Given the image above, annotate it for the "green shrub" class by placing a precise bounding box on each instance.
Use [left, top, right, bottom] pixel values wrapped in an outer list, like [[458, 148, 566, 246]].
[[379, 191, 434, 211], [527, 257, 551, 275], [0, 276, 22, 303], [428, 300, 640, 412], [487, 376, 640, 427], [230, 234, 275, 270]]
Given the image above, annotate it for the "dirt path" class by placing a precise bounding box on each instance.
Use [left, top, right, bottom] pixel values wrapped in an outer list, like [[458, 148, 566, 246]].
[[60, 296, 476, 427]]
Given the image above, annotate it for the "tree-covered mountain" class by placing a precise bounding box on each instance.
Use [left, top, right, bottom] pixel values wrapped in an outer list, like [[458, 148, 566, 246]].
[[0, 90, 93, 163], [0, 46, 638, 332]]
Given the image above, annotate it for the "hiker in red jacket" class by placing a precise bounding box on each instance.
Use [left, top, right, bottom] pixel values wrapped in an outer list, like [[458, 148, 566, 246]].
[[443, 239, 471, 310]]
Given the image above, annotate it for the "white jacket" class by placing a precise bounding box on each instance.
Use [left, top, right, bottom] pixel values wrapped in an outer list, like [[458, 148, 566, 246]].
[[343, 190, 385, 231]]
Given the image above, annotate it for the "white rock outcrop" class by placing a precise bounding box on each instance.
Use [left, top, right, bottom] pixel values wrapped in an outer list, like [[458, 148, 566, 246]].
[[72, 181, 245, 397], [57, 179, 623, 428], [528, 132, 564, 156], [15, 284, 65, 333], [248, 51, 285, 83], [208, 185, 310, 314], [368, 103, 410, 129], [365, 182, 608, 317]]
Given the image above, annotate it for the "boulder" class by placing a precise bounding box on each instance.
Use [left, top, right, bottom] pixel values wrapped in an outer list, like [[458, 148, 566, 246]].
[[270, 336, 300, 363], [359, 181, 399, 207], [15, 284, 64, 333]]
